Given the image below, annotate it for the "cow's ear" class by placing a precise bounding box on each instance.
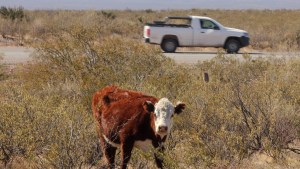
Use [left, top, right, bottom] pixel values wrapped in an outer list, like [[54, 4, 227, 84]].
[[175, 102, 185, 114], [143, 101, 154, 112], [102, 95, 110, 106]]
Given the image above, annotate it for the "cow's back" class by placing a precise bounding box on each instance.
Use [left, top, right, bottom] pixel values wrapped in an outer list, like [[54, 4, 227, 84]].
[[92, 85, 154, 121]]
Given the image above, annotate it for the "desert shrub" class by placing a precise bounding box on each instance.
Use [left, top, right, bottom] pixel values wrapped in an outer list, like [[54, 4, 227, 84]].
[[25, 25, 172, 106], [166, 54, 300, 168], [0, 6, 27, 41], [0, 80, 100, 168], [0, 6, 25, 21], [0, 55, 5, 80], [101, 11, 116, 19]]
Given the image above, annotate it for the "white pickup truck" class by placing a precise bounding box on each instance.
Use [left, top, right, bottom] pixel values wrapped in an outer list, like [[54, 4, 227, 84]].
[[144, 16, 250, 53]]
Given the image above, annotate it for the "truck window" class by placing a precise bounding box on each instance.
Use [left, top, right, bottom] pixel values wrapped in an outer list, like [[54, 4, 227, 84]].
[[200, 19, 219, 30], [165, 18, 191, 26]]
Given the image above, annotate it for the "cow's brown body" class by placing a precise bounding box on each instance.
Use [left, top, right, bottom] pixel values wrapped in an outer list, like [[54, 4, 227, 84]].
[[92, 85, 147, 121], [92, 85, 185, 169]]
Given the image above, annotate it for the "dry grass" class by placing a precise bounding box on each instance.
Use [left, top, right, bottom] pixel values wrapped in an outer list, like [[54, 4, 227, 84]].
[[235, 150, 300, 169]]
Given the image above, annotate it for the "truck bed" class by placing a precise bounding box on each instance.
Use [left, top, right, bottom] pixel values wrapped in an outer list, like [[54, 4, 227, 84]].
[[145, 23, 191, 28]]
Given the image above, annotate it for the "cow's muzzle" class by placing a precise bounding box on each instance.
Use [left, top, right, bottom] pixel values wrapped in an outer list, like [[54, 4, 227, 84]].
[[158, 126, 168, 133]]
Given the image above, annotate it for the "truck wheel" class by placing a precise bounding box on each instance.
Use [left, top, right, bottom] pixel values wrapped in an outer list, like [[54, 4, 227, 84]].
[[161, 39, 177, 53], [225, 39, 240, 53]]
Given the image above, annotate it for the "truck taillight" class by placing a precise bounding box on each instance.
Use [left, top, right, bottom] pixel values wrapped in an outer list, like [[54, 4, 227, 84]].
[[146, 28, 150, 37]]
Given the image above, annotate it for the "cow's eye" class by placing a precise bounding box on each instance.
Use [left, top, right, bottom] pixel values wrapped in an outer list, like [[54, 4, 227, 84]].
[[171, 114, 174, 118]]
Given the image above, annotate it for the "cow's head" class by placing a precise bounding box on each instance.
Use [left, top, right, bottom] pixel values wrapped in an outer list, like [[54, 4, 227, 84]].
[[144, 98, 185, 139]]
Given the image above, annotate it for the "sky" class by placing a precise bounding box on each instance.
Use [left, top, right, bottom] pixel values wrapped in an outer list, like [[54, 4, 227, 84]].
[[0, 0, 300, 10]]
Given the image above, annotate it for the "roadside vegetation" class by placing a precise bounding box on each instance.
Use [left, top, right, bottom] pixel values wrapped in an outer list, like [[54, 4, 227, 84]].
[[0, 7, 300, 169], [0, 8, 300, 51]]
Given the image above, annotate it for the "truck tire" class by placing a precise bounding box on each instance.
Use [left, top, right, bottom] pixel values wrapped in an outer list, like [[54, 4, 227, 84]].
[[161, 39, 177, 53], [225, 39, 240, 53]]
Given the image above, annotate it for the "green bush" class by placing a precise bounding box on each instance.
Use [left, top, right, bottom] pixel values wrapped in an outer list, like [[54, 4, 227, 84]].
[[0, 6, 25, 21]]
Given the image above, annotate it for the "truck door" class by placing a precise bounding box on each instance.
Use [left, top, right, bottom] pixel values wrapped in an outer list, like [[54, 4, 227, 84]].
[[193, 19, 224, 46]]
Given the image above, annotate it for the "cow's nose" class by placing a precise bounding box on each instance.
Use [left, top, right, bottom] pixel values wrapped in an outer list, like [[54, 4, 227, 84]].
[[158, 126, 168, 133]]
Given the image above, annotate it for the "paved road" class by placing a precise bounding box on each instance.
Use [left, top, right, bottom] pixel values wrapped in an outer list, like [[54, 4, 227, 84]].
[[165, 51, 300, 64], [165, 51, 265, 64], [0, 46, 299, 65], [0, 46, 34, 64]]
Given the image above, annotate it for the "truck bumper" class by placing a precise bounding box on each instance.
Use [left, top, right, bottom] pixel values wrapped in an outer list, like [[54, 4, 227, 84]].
[[240, 36, 250, 47]]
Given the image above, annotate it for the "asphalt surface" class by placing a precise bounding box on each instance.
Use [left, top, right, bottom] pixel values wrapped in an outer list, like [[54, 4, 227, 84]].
[[0, 46, 34, 64], [164, 51, 264, 64], [1, 46, 299, 65]]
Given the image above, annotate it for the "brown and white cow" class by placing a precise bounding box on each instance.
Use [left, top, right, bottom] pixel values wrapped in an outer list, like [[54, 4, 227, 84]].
[[92, 86, 185, 169]]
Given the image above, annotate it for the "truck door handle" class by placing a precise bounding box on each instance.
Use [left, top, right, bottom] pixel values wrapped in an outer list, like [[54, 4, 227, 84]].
[[201, 32, 205, 33]]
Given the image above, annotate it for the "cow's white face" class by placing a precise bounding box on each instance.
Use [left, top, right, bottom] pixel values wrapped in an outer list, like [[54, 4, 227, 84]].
[[143, 98, 185, 139], [154, 98, 175, 138]]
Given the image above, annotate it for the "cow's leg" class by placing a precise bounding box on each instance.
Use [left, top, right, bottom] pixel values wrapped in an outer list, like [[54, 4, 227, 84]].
[[154, 153, 163, 169], [154, 145, 165, 169], [120, 140, 134, 169], [104, 145, 117, 169], [99, 136, 117, 169]]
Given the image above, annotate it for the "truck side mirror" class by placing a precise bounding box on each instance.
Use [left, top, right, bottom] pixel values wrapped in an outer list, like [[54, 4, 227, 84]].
[[214, 26, 220, 30]]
